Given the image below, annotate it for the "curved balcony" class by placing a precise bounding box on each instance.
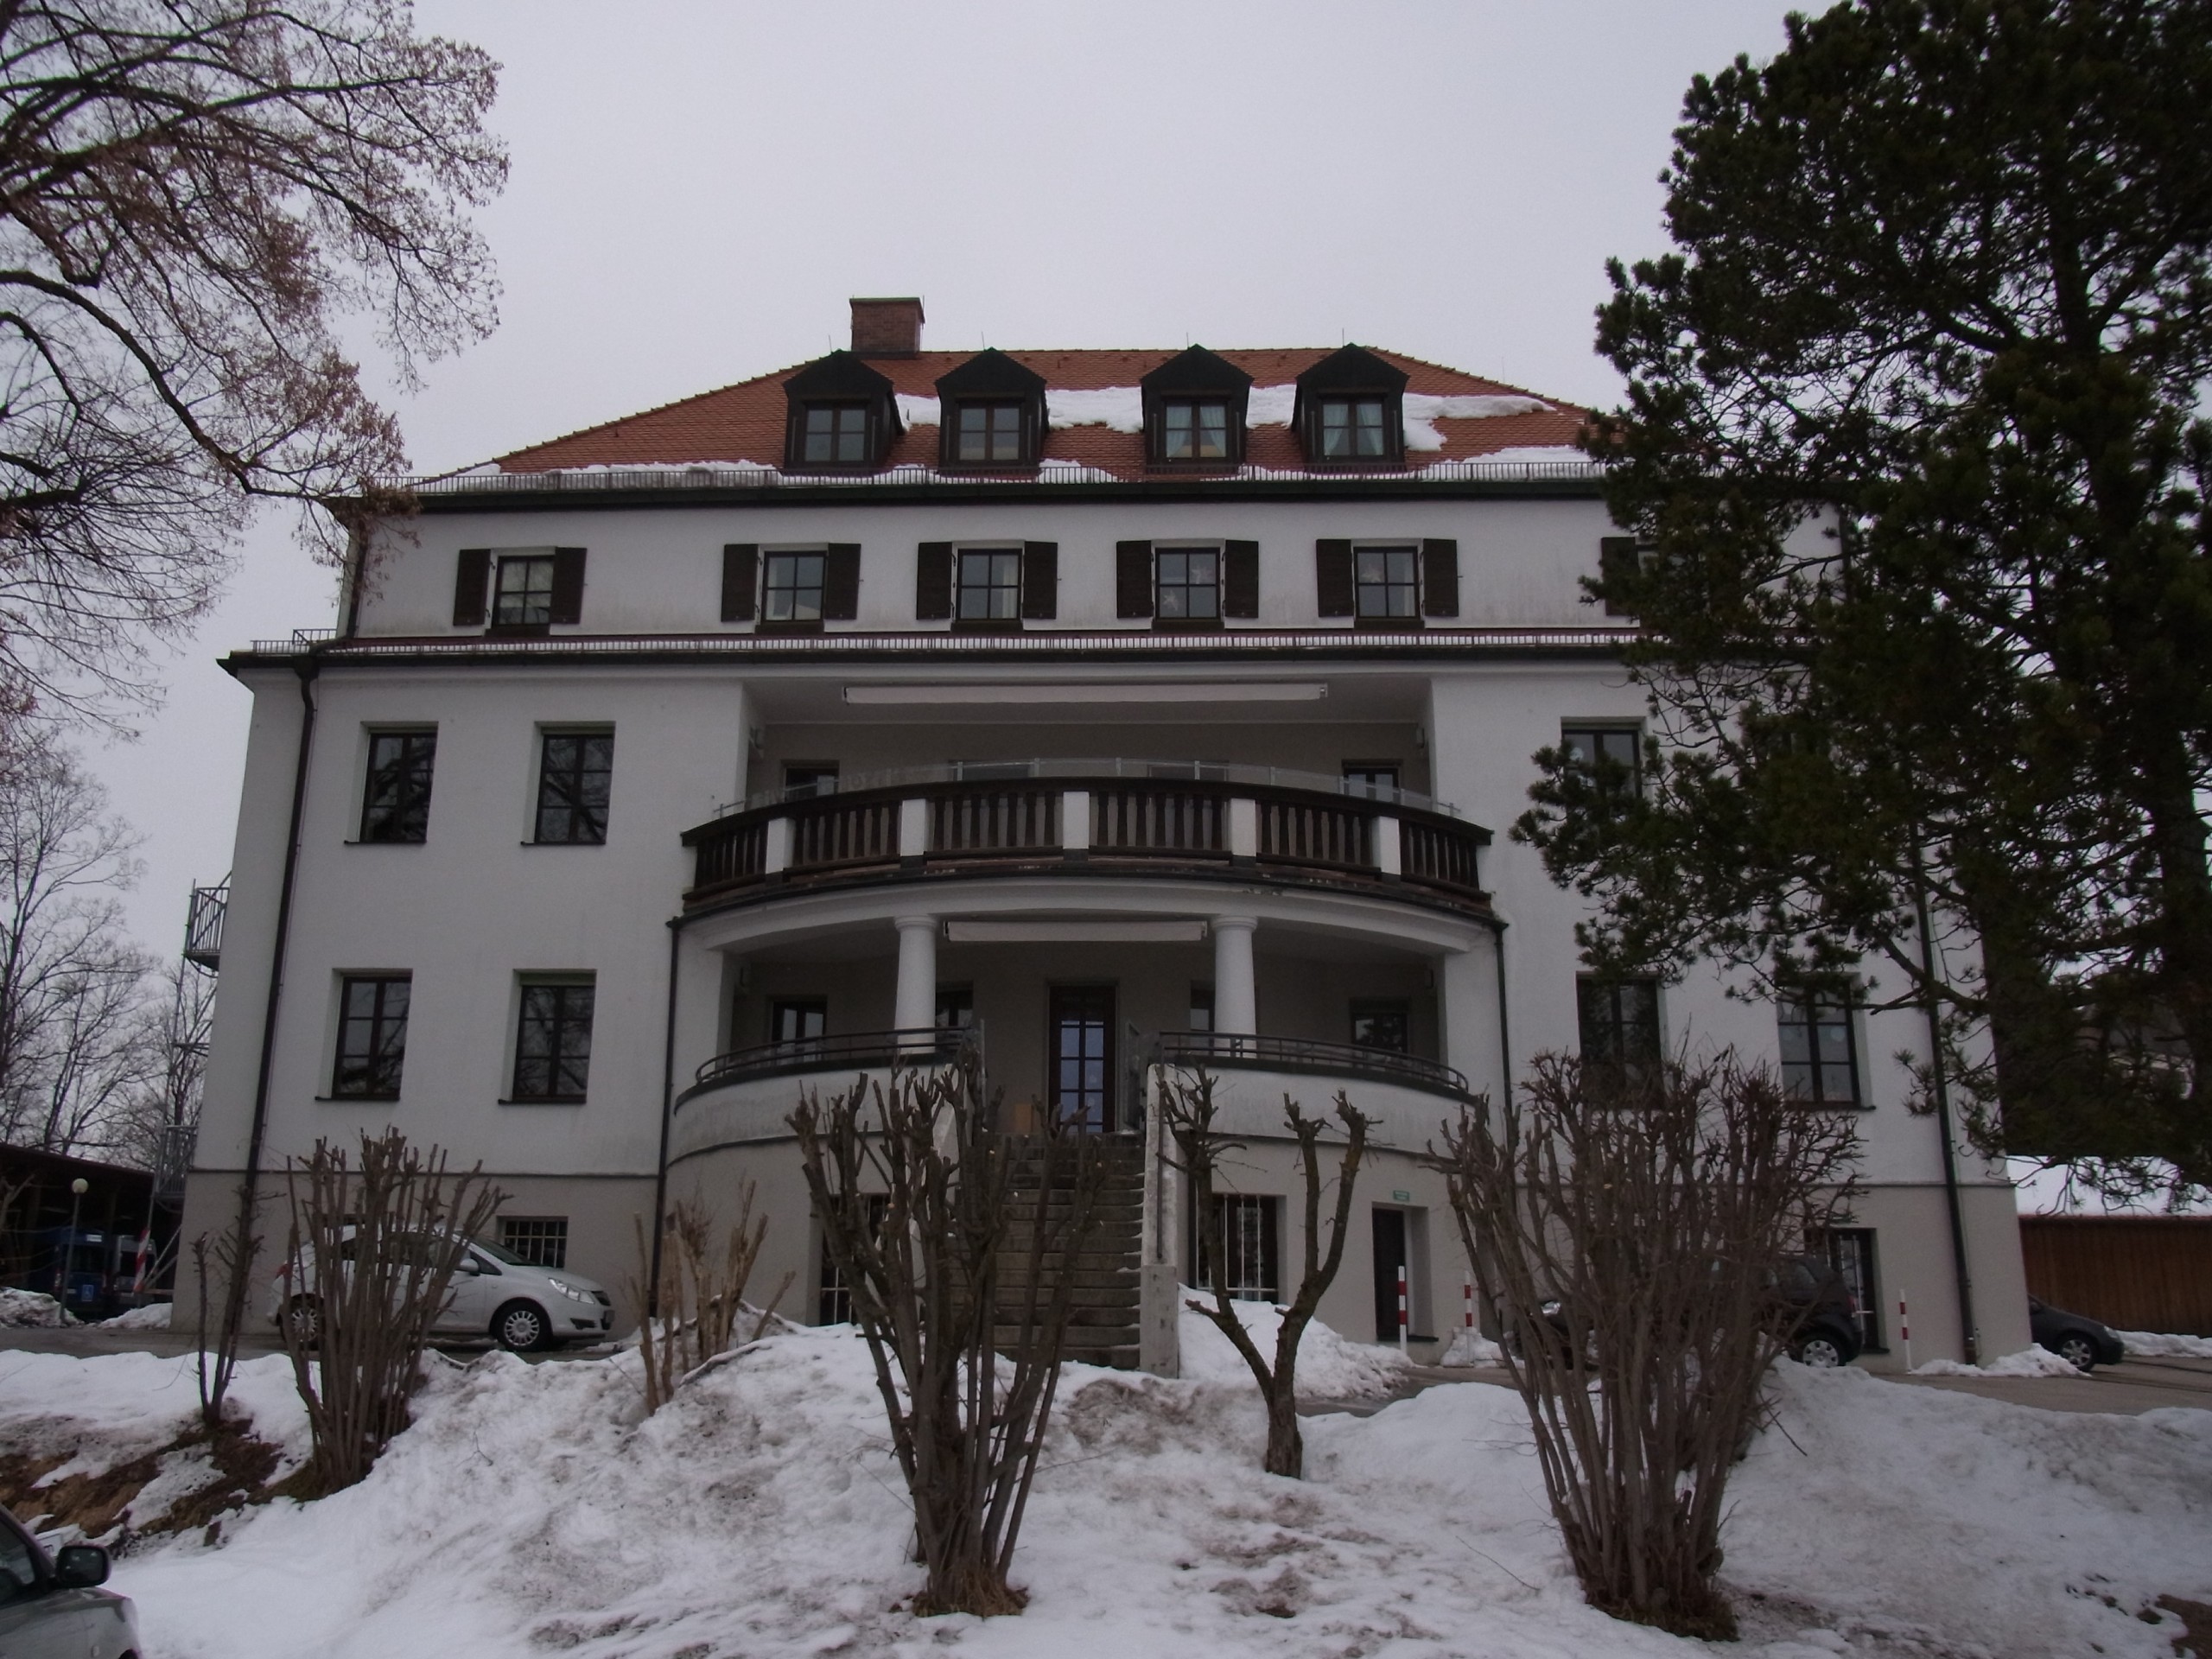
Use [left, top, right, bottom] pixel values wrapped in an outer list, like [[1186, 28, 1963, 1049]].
[[684, 1027, 968, 1101], [1154, 1031, 1472, 1103], [681, 760, 1491, 915]]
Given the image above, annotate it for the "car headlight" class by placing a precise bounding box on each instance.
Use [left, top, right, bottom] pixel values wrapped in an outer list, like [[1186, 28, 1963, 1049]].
[[546, 1279, 597, 1305]]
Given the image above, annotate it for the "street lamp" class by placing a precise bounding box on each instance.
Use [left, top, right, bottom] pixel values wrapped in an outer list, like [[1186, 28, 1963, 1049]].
[[63, 1177, 88, 1311]]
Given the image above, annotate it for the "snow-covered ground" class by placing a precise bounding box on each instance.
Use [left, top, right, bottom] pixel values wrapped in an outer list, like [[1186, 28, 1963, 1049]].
[[0, 1322, 2207, 1659], [2117, 1330, 2212, 1358]]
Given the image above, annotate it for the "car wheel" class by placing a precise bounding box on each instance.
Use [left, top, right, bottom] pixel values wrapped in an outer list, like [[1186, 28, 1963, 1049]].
[[1793, 1332, 1847, 1369], [2054, 1333, 2098, 1373], [283, 1294, 322, 1347], [493, 1300, 553, 1353]]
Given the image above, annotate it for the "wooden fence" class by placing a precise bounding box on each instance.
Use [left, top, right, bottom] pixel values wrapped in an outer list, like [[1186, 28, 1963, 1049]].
[[2018, 1216, 2212, 1336]]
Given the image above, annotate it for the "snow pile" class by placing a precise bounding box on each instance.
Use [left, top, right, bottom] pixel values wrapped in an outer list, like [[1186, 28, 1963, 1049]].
[[100, 1301, 173, 1331], [1402, 392, 1553, 448], [1175, 1296, 1411, 1400], [1912, 1345, 2082, 1377], [0, 1287, 70, 1327], [1425, 443, 1588, 469], [1046, 387, 1147, 432], [895, 392, 941, 427], [2115, 1330, 2212, 1358], [1440, 1328, 1505, 1366], [0, 1350, 310, 1469]]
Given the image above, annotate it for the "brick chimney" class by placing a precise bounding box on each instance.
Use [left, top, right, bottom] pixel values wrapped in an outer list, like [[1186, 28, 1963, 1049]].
[[849, 296, 924, 357]]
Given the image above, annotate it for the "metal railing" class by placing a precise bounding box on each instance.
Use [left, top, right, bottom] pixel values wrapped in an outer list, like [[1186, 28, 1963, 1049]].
[[182, 883, 228, 969], [685, 1027, 970, 1098], [1154, 1031, 1471, 1100]]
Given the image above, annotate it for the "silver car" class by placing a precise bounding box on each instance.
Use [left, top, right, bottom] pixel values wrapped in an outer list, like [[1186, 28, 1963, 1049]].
[[274, 1232, 615, 1351], [0, 1504, 138, 1659]]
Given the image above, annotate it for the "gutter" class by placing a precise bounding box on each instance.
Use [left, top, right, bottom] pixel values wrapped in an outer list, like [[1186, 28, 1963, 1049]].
[[646, 918, 682, 1318]]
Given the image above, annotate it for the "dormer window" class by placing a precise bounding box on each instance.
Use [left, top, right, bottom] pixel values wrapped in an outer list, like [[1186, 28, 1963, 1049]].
[[1141, 346, 1251, 469], [1294, 344, 1408, 468], [937, 350, 1047, 471], [782, 352, 901, 472]]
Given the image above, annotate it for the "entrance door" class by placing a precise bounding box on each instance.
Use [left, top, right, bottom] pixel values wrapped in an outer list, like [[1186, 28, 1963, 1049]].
[[1372, 1207, 1408, 1342], [1048, 985, 1116, 1132]]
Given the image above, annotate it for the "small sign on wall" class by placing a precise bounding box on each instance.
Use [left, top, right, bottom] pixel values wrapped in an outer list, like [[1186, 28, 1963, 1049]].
[[1392, 1190, 1412, 1203]]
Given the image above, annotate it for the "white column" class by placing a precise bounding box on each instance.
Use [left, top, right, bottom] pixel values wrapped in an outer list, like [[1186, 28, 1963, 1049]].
[[893, 916, 938, 1035], [1440, 937, 1504, 1101], [1212, 916, 1257, 1043]]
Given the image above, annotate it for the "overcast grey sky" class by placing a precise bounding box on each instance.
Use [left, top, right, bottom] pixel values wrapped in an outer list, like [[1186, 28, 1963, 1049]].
[[90, 0, 1798, 950]]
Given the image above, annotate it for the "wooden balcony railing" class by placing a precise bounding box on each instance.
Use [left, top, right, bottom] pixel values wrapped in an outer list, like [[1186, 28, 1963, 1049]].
[[680, 767, 1491, 912]]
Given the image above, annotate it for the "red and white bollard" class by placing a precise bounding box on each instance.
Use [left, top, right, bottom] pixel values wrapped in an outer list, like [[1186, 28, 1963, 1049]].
[[1397, 1264, 1409, 1353], [1897, 1292, 1911, 1370], [1464, 1279, 1475, 1332]]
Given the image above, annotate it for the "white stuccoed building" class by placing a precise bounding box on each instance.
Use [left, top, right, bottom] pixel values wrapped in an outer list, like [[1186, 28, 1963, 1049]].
[[181, 297, 2029, 1368]]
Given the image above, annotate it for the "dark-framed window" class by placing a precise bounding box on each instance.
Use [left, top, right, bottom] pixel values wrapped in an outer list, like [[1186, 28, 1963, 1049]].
[[1049, 984, 1116, 1133], [1198, 1193, 1280, 1302], [1578, 976, 1662, 1087], [1561, 724, 1643, 795], [493, 554, 556, 627], [1319, 397, 1389, 460], [954, 401, 1025, 463], [1812, 1226, 1883, 1351], [818, 1192, 889, 1325], [1161, 400, 1231, 461], [1778, 983, 1861, 1105], [771, 997, 827, 1046], [333, 974, 410, 1098], [1354, 545, 1420, 620], [1351, 999, 1410, 1052], [935, 984, 973, 1030], [801, 404, 870, 467], [1342, 762, 1400, 801], [499, 1216, 569, 1270], [957, 548, 1022, 621], [1155, 546, 1220, 621], [513, 980, 594, 1103], [534, 730, 613, 845], [360, 730, 436, 843], [1187, 983, 1214, 1032], [762, 551, 827, 623], [783, 762, 839, 801]]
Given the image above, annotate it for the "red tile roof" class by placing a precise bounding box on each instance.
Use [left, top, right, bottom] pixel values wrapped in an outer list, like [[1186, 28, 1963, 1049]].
[[490, 347, 1587, 477]]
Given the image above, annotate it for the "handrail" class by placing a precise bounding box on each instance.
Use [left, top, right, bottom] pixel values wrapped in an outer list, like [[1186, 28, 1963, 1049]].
[[687, 1027, 969, 1097], [1154, 1031, 1471, 1100]]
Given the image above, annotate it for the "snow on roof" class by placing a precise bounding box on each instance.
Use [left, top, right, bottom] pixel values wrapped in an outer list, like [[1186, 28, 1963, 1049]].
[[483, 346, 1590, 480]]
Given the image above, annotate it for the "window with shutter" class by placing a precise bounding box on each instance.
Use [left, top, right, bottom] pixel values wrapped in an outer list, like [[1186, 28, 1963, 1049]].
[[915, 542, 953, 620], [1224, 540, 1259, 619], [550, 548, 586, 625], [453, 550, 489, 627], [760, 552, 826, 628], [1314, 540, 1354, 617], [1020, 542, 1058, 620], [823, 543, 861, 620], [1116, 541, 1154, 619], [1154, 546, 1220, 626], [492, 554, 556, 632], [721, 544, 758, 623], [1421, 538, 1459, 618]]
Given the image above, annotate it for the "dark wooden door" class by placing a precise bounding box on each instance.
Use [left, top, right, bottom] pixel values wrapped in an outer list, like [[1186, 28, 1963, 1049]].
[[1372, 1207, 1408, 1342], [1048, 985, 1116, 1132]]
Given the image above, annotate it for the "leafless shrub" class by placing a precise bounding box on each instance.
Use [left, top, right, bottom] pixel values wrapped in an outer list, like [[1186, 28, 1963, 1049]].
[[190, 1185, 260, 1435], [629, 1186, 791, 1414], [1161, 1068, 1370, 1478], [1438, 1052, 1859, 1640], [791, 1057, 1105, 1618], [277, 1129, 500, 1494]]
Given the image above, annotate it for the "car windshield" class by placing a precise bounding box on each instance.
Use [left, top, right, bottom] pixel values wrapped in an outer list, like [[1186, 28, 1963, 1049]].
[[473, 1238, 532, 1267]]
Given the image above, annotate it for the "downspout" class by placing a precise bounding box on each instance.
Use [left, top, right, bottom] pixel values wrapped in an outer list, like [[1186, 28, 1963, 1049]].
[[647, 917, 682, 1319], [1489, 916, 1512, 1106], [225, 655, 320, 1331], [1910, 842, 1980, 1365]]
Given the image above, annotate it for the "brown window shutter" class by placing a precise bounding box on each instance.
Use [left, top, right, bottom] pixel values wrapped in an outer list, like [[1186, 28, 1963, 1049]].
[[1224, 540, 1259, 619], [1116, 541, 1154, 618], [721, 544, 758, 622], [1421, 538, 1459, 617], [550, 548, 587, 624], [1599, 536, 1638, 616], [823, 543, 861, 620], [453, 549, 489, 626], [1020, 542, 1058, 619], [915, 542, 953, 620], [1314, 539, 1354, 617]]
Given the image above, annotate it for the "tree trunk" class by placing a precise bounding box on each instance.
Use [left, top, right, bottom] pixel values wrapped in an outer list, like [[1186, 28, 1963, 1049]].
[[1262, 1378, 1304, 1478]]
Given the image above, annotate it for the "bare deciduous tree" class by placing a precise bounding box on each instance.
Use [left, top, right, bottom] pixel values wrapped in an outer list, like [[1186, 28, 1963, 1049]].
[[191, 1198, 257, 1434], [1161, 1068, 1370, 1479], [277, 1129, 499, 1493], [791, 1059, 1104, 1618], [629, 1186, 791, 1414], [0, 0, 505, 720], [1439, 1053, 1860, 1640]]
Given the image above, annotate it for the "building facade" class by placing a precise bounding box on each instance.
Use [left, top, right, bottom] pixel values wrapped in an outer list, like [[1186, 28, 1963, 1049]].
[[181, 298, 2030, 1366]]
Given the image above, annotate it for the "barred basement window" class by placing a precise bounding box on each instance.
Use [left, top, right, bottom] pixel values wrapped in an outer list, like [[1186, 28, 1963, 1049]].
[[332, 975, 410, 1098], [513, 979, 594, 1103], [534, 731, 613, 844], [360, 730, 436, 843], [499, 1217, 569, 1270], [1200, 1194, 1280, 1303], [818, 1193, 889, 1325]]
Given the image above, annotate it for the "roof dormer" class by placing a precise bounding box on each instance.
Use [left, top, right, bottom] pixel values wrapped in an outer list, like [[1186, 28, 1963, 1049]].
[[936, 349, 1047, 471], [1141, 346, 1253, 469], [1293, 344, 1409, 468], [782, 351, 903, 473]]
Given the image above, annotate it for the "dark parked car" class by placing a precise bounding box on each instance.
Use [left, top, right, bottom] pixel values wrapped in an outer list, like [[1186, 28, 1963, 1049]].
[[0, 1503, 138, 1659], [1504, 1254, 1866, 1368], [2029, 1297, 2126, 1372]]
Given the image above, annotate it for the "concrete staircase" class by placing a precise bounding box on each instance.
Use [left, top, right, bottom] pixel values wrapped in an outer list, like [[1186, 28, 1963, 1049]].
[[994, 1135, 1147, 1370]]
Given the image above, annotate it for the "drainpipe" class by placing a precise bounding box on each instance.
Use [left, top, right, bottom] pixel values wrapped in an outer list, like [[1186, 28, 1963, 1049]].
[[1489, 916, 1512, 1106], [1910, 842, 1980, 1365], [647, 918, 682, 1319], [226, 656, 320, 1336]]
